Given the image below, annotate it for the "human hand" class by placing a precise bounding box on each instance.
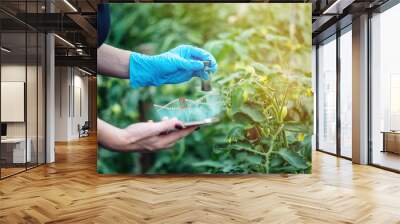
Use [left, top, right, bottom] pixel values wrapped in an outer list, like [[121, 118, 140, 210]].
[[113, 118, 198, 152], [129, 44, 217, 88], [167, 45, 217, 79]]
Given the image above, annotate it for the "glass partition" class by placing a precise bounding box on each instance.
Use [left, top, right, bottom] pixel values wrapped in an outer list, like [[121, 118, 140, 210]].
[[1, 30, 28, 177], [0, 1, 46, 179]]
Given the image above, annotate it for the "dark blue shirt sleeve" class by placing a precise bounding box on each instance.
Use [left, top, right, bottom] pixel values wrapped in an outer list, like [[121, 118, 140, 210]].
[[97, 3, 110, 47]]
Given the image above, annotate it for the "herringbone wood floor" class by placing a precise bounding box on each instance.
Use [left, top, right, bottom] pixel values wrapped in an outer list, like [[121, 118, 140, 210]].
[[1, 135, 400, 224]]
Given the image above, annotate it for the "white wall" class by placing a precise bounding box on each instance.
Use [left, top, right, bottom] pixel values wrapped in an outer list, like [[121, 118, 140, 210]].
[[1, 65, 25, 131], [72, 73, 89, 138], [55, 66, 69, 141], [54, 67, 89, 141], [1, 65, 40, 138], [1, 65, 26, 139]]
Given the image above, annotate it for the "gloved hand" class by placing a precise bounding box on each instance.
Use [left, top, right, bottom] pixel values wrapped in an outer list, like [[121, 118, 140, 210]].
[[129, 45, 217, 88]]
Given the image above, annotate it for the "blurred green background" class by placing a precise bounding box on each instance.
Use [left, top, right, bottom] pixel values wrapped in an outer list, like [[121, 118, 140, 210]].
[[97, 3, 313, 174]]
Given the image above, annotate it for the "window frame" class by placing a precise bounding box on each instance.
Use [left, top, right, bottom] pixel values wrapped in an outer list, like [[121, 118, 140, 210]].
[[315, 24, 353, 160]]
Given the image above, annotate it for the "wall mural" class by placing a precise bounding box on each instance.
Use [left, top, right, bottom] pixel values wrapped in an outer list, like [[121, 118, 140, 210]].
[[97, 3, 313, 174]]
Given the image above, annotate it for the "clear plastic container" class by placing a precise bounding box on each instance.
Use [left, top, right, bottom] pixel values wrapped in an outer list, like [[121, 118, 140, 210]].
[[154, 92, 224, 124]]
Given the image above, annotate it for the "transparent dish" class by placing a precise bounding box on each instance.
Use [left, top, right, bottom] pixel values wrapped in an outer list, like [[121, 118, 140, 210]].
[[154, 92, 224, 124]]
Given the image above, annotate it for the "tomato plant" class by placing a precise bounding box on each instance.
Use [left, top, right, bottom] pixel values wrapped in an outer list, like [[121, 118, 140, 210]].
[[97, 3, 312, 174]]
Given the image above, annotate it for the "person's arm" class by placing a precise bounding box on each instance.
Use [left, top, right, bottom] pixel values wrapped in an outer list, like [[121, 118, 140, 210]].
[[97, 44, 131, 79], [97, 118, 198, 152], [97, 118, 129, 150], [97, 44, 217, 87]]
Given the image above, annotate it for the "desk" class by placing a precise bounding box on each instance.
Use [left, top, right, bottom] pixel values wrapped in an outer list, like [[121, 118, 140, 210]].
[[381, 131, 400, 155], [1, 138, 31, 163]]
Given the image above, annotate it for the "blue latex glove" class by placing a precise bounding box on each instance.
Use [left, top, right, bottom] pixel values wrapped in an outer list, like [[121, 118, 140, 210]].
[[129, 45, 217, 88]]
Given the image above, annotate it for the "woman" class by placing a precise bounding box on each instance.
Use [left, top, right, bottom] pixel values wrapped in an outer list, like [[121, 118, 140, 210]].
[[96, 4, 218, 152]]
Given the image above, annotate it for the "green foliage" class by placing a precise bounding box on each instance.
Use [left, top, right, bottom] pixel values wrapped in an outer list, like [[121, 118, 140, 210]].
[[97, 3, 312, 174]]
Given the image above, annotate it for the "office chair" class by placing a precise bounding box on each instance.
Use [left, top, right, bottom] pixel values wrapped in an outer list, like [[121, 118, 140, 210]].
[[78, 121, 90, 138]]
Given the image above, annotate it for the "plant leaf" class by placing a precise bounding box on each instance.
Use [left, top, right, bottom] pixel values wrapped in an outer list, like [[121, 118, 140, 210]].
[[229, 143, 253, 151], [227, 125, 245, 141], [270, 165, 300, 173], [278, 148, 308, 169], [228, 143, 267, 156], [284, 122, 312, 134], [240, 103, 265, 123], [270, 155, 284, 167], [192, 160, 224, 168], [252, 62, 271, 74], [233, 112, 253, 124], [231, 88, 244, 113], [246, 155, 263, 165], [281, 106, 288, 121]]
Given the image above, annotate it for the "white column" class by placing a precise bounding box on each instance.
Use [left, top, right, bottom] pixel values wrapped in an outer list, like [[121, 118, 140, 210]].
[[45, 0, 55, 163], [352, 14, 369, 164], [46, 32, 55, 163]]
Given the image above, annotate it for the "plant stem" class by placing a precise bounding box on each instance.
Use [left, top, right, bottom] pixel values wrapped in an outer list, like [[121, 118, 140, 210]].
[[234, 145, 268, 157], [282, 130, 288, 148], [264, 124, 284, 173]]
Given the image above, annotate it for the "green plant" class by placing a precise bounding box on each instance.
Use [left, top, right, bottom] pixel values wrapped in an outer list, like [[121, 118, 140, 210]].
[[97, 3, 312, 174], [195, 64, 313, 173]]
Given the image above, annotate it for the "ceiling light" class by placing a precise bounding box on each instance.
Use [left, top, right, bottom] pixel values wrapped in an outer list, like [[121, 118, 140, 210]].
[[76, 48, 85, 55], [54, 34, 75, 48], [323, 0, 341, 14], [78, 67, 93, 76], [322, 0, 354, 15], [1, 47, 11, 53], [63, 0, 78, 12]]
